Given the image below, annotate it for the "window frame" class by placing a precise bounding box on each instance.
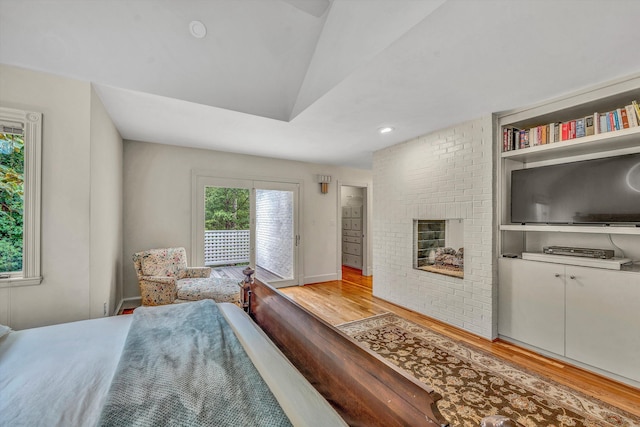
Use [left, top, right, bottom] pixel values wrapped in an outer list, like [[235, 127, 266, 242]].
[[0, 107, 42, 287]]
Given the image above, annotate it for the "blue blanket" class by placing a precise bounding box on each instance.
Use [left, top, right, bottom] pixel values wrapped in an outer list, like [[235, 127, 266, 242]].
[[98, 300, 292, 427]]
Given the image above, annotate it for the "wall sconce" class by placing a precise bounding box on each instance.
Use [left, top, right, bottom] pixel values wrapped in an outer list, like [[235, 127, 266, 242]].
[[317, 174, 331, 194]]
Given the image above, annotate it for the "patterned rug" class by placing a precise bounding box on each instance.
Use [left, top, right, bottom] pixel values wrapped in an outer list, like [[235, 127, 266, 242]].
[[337, 313, 640, 427]]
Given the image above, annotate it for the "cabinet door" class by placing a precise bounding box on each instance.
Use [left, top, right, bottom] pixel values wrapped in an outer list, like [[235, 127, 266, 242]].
[[498, 259, 565, 355], [343, 242, 361, 256], [565, 267, 640, 382], [342, 253, 362, 269]]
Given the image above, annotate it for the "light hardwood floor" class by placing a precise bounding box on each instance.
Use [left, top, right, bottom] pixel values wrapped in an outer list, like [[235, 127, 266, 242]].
[[280, 266, 640, 418]]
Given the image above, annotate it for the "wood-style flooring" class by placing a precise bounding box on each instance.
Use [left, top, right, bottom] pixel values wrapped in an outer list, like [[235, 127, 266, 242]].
[[280, 266, 640, 418]]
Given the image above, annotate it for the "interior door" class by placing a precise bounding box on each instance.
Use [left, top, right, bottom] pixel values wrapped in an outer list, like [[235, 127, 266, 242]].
[[253, 181, 300, 288]]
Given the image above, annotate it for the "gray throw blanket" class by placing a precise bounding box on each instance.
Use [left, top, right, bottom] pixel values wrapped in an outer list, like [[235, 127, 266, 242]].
[[98, 300, 292, 427]]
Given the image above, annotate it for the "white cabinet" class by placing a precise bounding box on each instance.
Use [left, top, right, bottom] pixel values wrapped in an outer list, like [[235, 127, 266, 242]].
[[498, 258, 565, 355], [565, 267, 640, 382], [499, 258, 640, 383], [342, 207, 362, 269]]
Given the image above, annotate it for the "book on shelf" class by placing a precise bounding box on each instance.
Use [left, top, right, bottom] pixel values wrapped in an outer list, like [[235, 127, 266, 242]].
[[548, 122, 556, 143], [585, 115, 594, 136], [608, 112, 614, 132], [620, 107, 630, 129], [569, 120, 576, 139], [507, 128, 513, 151], [521, 129, 529, 148], [530, 126, 538, 146], [561, 122, 569, 141], [599, 113, 608, 134], [502, 99, 640, 153], [575, 118, 585, 138], [540, 124, 547, 144], [626, 105, 639, 127], [633, 101, 640, 123], [503, 128, 508, 151]]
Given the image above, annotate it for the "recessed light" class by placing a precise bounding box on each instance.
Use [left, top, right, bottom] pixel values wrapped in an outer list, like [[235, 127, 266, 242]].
[[378, 127, 394, 134], [189, 21, 207, 39]]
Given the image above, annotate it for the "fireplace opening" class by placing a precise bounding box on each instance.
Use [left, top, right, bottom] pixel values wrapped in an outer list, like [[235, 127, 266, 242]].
[[413, 219, 464, 278]]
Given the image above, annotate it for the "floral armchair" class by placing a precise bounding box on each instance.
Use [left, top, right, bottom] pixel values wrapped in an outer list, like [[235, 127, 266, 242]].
[[133, 247, 239, 306]]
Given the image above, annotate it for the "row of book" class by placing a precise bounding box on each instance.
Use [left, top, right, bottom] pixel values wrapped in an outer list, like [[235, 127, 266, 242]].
[[502, 100, 640, 152]]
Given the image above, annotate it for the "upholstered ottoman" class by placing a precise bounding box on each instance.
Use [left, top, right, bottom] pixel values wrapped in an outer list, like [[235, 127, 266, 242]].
[[176, 277, 241, 304]]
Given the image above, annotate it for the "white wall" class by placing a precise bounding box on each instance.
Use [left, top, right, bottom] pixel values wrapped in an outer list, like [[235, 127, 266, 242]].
[[123, 140, 372, 299], [90, 85, 123, 318], [373, 116, 496, 339], [0, 65, 122, 329]]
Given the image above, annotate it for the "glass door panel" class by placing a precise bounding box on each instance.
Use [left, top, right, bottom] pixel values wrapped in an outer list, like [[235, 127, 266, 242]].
[[254, 182, 299, 288]]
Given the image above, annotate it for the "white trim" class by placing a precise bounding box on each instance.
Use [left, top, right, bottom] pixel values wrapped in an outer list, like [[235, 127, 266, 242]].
[[0, 276, 42, 288], [0, 107, 42, 286], [191, 170, 304, 285], [496, 72, 640, 124], [303, 273, 338, 285], [336, 181, 372, 277]]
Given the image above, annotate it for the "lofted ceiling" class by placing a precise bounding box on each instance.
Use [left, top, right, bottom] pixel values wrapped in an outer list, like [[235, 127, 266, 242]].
[[1, 0, 640, 169]]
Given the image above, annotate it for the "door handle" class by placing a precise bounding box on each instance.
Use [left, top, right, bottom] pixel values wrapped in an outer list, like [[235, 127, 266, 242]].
[[569, 275, 576, 279], [554, 273, 560, 277]]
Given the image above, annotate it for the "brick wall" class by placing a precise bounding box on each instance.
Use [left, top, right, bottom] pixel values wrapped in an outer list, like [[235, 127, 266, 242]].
[[372, 116, 496, 338], [256, 189, 294, 279]]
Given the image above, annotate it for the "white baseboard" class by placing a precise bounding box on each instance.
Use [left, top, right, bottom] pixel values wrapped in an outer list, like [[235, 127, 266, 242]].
[[364, 265, 373, 276], [303, 273, 338, 285]]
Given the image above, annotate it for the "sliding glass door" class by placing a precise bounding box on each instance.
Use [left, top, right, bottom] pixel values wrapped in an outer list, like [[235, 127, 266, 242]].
[[192, 175, 300, 287]]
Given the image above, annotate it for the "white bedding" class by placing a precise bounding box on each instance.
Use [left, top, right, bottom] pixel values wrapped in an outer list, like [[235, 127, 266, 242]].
[[0, 303, 346, 427], [0, 314, 132, 427]]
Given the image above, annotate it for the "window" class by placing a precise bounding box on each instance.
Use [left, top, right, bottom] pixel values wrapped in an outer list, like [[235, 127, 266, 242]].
[[0, 107, 42, 286]]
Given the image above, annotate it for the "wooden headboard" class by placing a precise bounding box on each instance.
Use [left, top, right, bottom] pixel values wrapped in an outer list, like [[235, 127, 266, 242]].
[[248, 278, 449, 427]]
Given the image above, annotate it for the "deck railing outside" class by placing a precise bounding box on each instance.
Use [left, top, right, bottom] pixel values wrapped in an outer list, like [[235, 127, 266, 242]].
[[204, 229, 250, 266]]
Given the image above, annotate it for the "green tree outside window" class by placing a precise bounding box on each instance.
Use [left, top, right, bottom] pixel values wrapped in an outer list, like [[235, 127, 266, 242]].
[[205, 187, 249, 230], [0, 133, 24, 273]]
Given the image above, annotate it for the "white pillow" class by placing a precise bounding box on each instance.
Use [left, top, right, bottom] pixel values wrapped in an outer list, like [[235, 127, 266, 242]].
[[0, 324, 11, 338]]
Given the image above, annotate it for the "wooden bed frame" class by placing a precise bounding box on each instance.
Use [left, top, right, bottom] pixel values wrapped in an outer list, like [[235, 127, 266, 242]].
[[247, 278, 449, 427]]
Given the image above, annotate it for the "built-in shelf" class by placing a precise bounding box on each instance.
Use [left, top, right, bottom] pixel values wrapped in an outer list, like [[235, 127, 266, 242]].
[[500, 224, 640, 235], [501, 126, 640, 163]]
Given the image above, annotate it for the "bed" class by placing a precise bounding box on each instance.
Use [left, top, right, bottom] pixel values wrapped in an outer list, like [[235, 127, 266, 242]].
[[0, 279, 448, 427], [0, 301, 346, 426]]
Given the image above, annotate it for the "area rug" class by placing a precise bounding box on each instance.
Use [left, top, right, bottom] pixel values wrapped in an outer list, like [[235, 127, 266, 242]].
[[337, 313, 640, 427]]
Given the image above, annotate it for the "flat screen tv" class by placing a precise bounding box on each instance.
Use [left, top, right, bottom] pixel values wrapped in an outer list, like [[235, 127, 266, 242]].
[[511, 153, 640, 225]]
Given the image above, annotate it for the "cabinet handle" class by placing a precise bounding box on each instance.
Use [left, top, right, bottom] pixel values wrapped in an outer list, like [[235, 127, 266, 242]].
[[570, 275, 576, 279], [554, 273, 560, 277]]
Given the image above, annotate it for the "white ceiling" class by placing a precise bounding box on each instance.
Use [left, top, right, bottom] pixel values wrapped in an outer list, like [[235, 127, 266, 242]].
[[1, 0, 640, 169]]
